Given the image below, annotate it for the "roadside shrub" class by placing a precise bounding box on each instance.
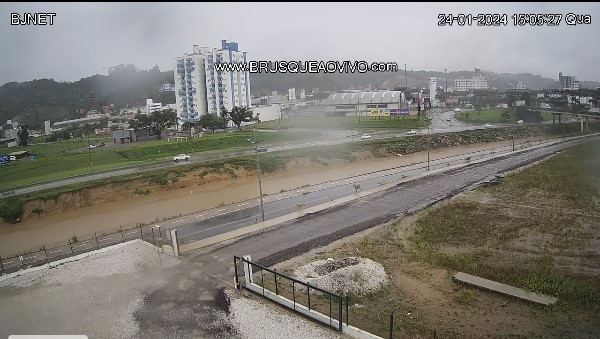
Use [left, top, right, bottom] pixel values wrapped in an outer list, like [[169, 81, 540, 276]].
[[0, 199, 24, 223], [148, 175, 168, 185]]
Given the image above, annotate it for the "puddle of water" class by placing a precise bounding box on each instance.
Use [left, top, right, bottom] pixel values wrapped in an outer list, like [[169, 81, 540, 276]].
[[0, 137, 552, 256]]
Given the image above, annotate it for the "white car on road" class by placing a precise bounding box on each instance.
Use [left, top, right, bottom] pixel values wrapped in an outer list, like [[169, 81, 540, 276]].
[[360, 134, 372, 140], [484, 123, 493, 129], [406, 130, 417, 135], [173, 154, 190, 162]]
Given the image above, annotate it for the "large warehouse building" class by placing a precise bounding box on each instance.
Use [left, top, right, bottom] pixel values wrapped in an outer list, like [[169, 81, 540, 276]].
[[324, 91, 406, 116]]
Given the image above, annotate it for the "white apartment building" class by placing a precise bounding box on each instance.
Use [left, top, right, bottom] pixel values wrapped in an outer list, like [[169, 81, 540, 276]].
[[428, 77, 438, 107], [174, 40, 251, 124], [454, 75, 488, 91], [558, 72, 580, 90]]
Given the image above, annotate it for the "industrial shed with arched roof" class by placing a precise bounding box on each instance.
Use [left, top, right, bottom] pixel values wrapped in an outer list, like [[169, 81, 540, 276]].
[[324, 91, 406, 115]]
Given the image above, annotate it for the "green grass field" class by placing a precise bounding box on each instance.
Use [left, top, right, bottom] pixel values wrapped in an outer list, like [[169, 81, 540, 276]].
[[0, 130, 317, 191], [252, 116, 430, 130], [455, 108, 553, 123]]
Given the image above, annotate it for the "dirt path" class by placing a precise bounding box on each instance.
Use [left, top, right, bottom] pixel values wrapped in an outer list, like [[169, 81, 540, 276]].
[[0, 137, 550, 256]]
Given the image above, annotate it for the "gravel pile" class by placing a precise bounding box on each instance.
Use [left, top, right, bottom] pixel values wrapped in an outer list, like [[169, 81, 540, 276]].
[[0, 240, 181, 339], [313, 257, 360, 276], [226, 290, 343, 339], [294, 257, 387, 296]]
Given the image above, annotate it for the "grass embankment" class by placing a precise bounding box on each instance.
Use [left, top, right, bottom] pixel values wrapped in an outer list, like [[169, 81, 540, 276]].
[[0, 130, 318, 191], [313, 140, 600, 338], [455, 108, 553, 123], [252, 116, 430, 130]]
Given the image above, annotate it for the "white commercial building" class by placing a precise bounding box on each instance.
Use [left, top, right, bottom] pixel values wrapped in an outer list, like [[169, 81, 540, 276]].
[[324, 91, 406, 115], [174, 40, 251, 124], [145, 99, 162, 115], [454, 75, 488, 91]]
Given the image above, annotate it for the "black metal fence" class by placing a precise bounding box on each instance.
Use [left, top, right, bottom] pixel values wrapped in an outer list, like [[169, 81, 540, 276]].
[[0, 224, 169, 276], [234, 255, 344, 332]]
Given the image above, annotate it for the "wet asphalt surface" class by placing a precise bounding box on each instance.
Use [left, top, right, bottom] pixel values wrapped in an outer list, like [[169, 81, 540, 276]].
[[130, 136, 600, 339]]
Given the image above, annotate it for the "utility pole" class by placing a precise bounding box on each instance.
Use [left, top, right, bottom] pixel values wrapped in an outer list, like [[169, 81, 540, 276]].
[[512, 120, 515, 151], [445, 69, 448, 95], [279, 105, 283, 140], [358, 96, 361, 128], [404, 64, 407, 89]]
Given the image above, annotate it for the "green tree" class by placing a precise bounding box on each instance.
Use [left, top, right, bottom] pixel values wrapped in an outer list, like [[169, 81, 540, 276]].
[[501, 110, 511, 122], [200, 114, 225, 133], [520, 91, 531, 106], [221, 106, 254, 129], [129, 109, 177, 140], [17, 125, 29, 146]]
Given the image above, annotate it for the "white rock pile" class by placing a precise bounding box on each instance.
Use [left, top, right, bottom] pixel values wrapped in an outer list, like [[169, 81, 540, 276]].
[[294, 257, 387, 296]]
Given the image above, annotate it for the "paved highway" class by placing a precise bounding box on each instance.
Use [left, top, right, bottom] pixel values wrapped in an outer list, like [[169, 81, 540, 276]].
[[190, 134, 600, 276], [164, 137, 565, 245]]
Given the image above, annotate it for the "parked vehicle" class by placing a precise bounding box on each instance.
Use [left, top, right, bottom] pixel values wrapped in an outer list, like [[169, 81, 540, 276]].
[[173, 154, 190, 161]]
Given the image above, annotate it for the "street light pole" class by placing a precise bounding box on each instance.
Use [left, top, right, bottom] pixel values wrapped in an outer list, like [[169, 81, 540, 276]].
[[427, 126, 431, 171], [404, 64, 407, 89], [256, 149, 265, 222]]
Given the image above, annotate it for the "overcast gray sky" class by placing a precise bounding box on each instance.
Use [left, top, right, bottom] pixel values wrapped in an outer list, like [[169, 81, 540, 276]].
[[1, 2, 599, 84]]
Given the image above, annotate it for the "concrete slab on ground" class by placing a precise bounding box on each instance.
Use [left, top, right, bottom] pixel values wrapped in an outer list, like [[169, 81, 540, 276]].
[[453, 272, 558, 305]]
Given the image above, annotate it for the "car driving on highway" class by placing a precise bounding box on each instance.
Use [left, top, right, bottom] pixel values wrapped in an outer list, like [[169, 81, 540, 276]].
[[173, 154, 190, 161], [407, 130, 417, 135], [361, 134, 372, 140]]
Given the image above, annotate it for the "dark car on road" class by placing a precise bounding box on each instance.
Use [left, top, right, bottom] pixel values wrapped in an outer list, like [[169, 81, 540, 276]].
[[255, 146, 268, 152]]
